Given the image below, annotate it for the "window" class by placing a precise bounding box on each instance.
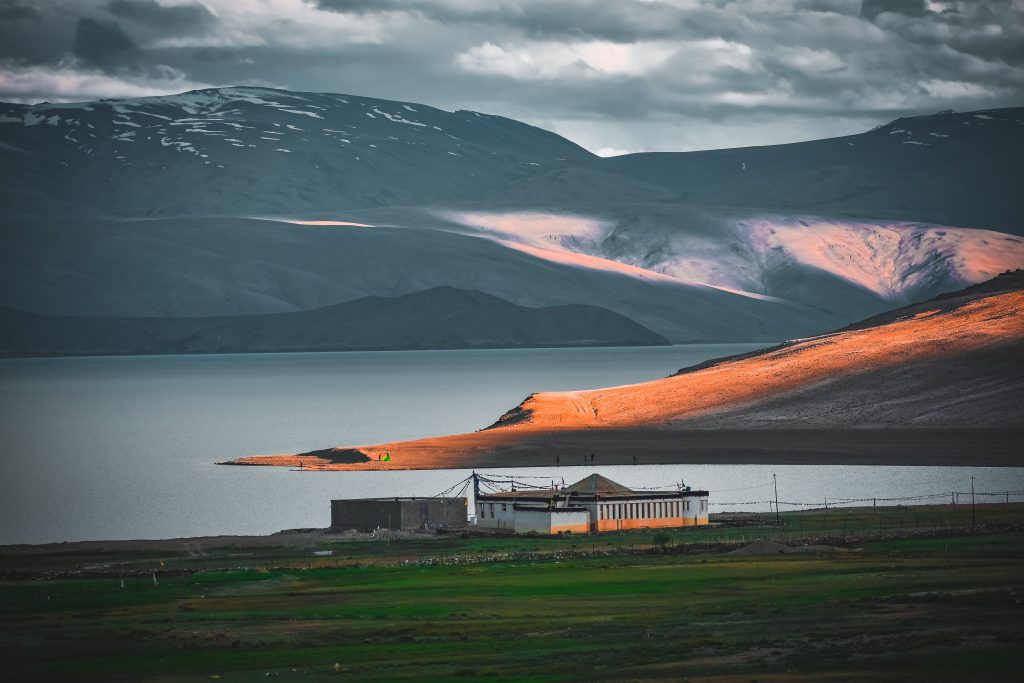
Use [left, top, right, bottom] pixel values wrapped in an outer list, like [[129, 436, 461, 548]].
[[701, 499, 708, 512], [501, 504, 507, 512], [684, 500, 690, 512]]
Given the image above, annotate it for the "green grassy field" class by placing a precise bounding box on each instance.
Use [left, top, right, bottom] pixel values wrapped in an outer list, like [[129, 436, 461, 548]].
[[3, 516, 1024, 681]]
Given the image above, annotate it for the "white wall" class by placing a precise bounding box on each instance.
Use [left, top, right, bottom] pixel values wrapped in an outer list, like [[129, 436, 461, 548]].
[[475, 500, 516, 530], [514, 508, 588, 534]]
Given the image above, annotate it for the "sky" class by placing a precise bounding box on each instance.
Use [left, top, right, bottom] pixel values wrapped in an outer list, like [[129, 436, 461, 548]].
[[0, 0, 1022, 154]]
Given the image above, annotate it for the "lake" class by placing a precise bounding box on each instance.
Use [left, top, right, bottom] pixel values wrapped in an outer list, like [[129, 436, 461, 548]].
[[1, 345, 1021, 544]]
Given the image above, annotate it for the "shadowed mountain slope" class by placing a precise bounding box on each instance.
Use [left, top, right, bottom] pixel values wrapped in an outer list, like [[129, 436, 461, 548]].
[[602, 108, 1024, 234], [0, 87, 594, 219], [3, 90, 1020, 232], [0, 216, 839, 343], [0, 287, 669, 357]]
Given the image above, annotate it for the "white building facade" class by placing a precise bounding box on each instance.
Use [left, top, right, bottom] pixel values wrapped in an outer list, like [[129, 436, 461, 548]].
[[475, 474, 709, 534]]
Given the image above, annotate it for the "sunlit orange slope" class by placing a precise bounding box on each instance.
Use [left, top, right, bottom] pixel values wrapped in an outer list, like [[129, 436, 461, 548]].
[[490, 289, 1024, 432], [226, 273, 1024, 470]]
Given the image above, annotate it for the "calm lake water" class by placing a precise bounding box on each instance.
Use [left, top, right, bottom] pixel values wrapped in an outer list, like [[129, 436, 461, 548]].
[[1, 346, 1022, 545]]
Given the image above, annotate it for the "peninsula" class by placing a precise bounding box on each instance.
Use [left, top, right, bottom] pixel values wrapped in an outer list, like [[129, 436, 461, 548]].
[[222, 271, 1024, 470]]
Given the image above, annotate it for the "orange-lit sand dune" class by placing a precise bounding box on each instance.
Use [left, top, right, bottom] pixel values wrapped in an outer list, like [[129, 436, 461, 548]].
[[225, 277, 1024, 470]]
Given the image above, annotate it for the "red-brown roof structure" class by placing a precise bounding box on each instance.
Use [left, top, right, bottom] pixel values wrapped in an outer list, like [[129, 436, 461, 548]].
[[562, 474, 634, 495]]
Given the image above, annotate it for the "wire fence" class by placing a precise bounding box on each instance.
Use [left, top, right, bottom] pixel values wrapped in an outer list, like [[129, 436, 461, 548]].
[[712, 490, 1024, 509], [456, 473, 1024, 511]]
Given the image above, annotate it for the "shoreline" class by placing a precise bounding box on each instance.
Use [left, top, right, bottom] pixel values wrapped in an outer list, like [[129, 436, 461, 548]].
[[4, 501, 1021, 555], [222, 428, 1024, 471], [222, 288, 1024, 472]]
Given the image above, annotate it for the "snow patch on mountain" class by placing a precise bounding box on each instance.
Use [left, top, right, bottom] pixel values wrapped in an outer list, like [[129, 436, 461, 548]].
[[268, 219, 375, 228], [445, 210, 607, 251], [443, 209, 1024, 306], [747, 220, 1024, 299], [371, 108, 426, 127], [444, 210, 784, 301], [494, 239, 683, 285]]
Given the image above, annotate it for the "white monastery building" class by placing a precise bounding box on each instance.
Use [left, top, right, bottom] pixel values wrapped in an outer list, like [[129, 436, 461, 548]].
[[474, 474, 709, 534]]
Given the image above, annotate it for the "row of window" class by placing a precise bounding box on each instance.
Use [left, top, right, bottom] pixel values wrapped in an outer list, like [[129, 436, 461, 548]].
[[598, 499, 707, 520], [478, 502, 508, 519], [478, 498, 708, 520]]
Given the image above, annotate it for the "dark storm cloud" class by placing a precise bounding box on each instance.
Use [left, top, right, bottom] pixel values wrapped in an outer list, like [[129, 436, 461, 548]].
[[0, 1, 42, 23], [315, 0, 694, 41], [0, 1, 77, 64], [0, 2, 210, 103], [105, 0, 217, 36], [860, 0, 926, 20], [72, 17, 141, 67], [1, 0, 1022, 152]]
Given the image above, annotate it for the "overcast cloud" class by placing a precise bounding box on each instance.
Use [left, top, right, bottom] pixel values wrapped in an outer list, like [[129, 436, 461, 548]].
[[0, 0, 1021, 152]]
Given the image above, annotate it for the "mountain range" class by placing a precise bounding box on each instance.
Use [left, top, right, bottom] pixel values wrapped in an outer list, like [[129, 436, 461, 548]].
[[2, 87, 1023, 350]]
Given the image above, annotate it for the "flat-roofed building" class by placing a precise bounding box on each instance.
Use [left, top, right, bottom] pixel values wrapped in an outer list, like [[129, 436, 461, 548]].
[[475, 474, 708, 534], [331, 497, 467, 532]]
